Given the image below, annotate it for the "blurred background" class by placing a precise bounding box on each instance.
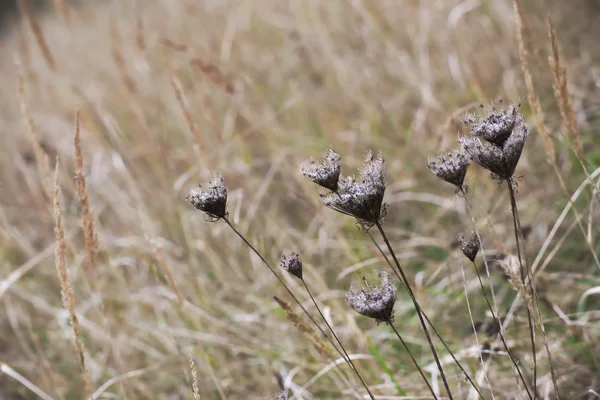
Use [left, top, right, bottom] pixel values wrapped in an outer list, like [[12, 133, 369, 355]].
[[0, 0, 599, 399]]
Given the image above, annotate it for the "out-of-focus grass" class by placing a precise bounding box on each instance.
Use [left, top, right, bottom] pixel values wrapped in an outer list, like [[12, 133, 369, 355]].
[[0, 0, 598, 398]]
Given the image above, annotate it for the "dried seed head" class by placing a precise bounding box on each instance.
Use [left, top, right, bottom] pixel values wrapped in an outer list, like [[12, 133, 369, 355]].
[[457, 231, 480, 262], [274, 391, 287, 400], [321, 152, 387, 229], [459, 101, 529, 181], [280, 252, 303, 280], [300, 148, 341, 192], [187, 173, 228, 221], [466, 101, 520, 146], [427, 149, 469, 188], [347, 271, 396, 324]]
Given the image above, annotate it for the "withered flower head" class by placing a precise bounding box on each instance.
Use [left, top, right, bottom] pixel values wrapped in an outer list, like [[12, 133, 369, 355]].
[[187, 173, 228, 221], [300, 148, 341, 192], [321, 151, 387, 229], [347, 271, 396, 324], [280, 252, 303, 280], [457, 231, 480, 262], [459, 101, 529, 181], [427, 149, 469, 188], [274, 391, 287, 400], [465, 101, 520, 146]]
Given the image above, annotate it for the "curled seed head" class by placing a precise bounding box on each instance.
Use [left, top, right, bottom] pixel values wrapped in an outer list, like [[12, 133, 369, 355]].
[[465, 100, 520, 146], [427, 149, 469, 188], [347, 271, 396, 324], [274, 391, 287, 400], [280, 252, 303, 280], [457, 231, 480, 262], [300, 148, 341, 192], [187, 173, 228, 221], [321, 151, 387, 229]]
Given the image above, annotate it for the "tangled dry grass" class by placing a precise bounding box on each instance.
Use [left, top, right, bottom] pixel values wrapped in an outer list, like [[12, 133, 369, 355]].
[[0, 0, 599, 398]]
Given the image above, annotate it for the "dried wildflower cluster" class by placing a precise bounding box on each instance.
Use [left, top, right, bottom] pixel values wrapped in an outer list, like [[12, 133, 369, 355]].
[[457, 231, 480, 262], [427, 149, 469, 189], [187, 173, 228, 221], [347, 271, 396, 324], [280, 252, 303, 280], [459, 100, 529, 181], [301, 150, 388, 229]]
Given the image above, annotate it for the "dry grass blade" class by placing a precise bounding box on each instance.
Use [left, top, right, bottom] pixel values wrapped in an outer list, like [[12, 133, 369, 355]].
[[74, 111, 99, 275], [53, 0, 71, 23], [18, 0, 56, 71], [189, 351, 201, 400], [150, 239, 184, 308], [53, 159, 92, 395]]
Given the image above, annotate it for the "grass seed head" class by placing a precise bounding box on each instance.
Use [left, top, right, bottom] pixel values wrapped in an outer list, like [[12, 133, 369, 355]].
[[347, 271, 396, 324], [427, 148, 469, 188], [280, 251, 303, 280], [300, 148, 341, 192], [457, 231, 480, 262], [187, 173, 228, 221]]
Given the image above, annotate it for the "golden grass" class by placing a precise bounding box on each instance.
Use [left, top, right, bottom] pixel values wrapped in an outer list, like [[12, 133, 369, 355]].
[[0, 0, 599, 398]]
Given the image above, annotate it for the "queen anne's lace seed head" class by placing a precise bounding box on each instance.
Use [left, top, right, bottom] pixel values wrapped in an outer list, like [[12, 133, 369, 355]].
[[300, 148, 341, 192], [457, 231, 480, 262], [274, 391, 287, 400], [427, 149, 469, 188], [280, 252, 303, 280], [320, 152, 387, 229], [466, 101, 520, 146], [347, 271, 396, 324], [187, 173, 228, 221]]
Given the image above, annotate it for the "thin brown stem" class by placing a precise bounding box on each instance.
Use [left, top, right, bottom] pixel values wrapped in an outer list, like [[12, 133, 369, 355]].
[[223, 217, 375, 400], [507, 182, 560, 399], [388, 322, 439, 400], [375, 221, 454, 400], [367, 231, 484, 399], [301, 280, 375, 400]]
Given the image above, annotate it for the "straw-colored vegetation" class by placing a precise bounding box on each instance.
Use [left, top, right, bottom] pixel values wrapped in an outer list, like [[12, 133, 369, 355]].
[[0, 0, 598, 398]]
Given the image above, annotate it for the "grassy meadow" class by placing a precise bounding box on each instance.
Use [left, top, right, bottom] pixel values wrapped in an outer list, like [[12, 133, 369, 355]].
[[0, 0, 599, 398]]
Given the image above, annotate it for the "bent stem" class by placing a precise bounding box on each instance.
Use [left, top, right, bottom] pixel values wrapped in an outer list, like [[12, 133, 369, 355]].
[[301, 279, 375, 400], [367, 231, 484, 399], [223, 217, 375, 400], [461, 188, 533, 399], [375, 221, 454, 400], [506, 181, 560, 399], [387, 322, 439, 400]]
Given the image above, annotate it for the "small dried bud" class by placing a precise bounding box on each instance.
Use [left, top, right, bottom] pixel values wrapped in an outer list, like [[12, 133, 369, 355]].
[[465, 101, 520, 146], [280, 252, 303, 280], [321, 151, 387, 229], [347, 271, 396, 324], [457, 232, 480, 262], [427, 149, 469, 188], [459, 102, 529, 181], [300, 148, 341, 192], [274, 391, 287, 400], [187, 173, 228, 221]]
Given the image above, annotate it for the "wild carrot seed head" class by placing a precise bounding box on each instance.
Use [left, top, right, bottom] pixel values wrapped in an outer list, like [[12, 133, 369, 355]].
[[187, 173, 228, 221], [280, 252, 303, 280], [347, 271, 396, 324], [300, 148, 341, 192], [427, 148, 469, 188], [457, 231, 480, 262], [465, 100, 520, 146]]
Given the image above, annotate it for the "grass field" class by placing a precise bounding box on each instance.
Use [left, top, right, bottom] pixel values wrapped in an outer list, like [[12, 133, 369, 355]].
[[0, 0, 599, 399]]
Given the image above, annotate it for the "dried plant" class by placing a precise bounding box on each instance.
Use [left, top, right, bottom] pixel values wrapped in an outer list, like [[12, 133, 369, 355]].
[[457, 232, 480, 262], [300, 148, 342, 192], [427, 148, 469, 190], [187, 174, 229, 221]]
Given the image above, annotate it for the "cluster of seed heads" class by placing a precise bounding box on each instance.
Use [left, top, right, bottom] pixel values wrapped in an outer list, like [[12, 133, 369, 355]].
[[187, 173, 228, 221], [346, 271, 396, 324], [302, 150, 388, 229], [459, 100, 529, 181]]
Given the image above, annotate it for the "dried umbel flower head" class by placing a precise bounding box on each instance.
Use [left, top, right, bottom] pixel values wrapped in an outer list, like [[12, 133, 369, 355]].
[[459, 101, 529, 181], [300, 148, 341, 192], [427, 149, 469, 188], [465, 100, 520, 146], [347, 271, 396, 324], [280, 252, 303, 280], [187, 173, 228, 221], [457, 231, 480, 262], [321, 151, 387, 229]]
